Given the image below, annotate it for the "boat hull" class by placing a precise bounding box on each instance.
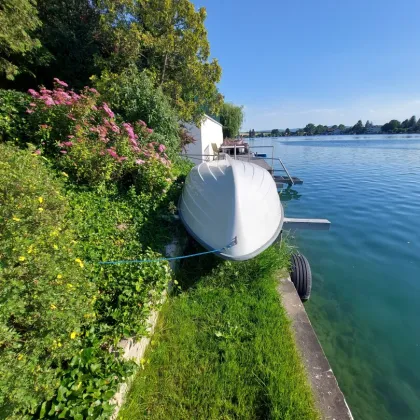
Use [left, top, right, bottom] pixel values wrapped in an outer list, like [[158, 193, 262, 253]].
[[179, 156, 283, 261]]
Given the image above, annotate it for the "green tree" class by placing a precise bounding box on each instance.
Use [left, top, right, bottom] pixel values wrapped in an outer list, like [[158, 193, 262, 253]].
[[382, 119, 401, 132], [304, 123, 315, 135], [315, 124, 325, 135], [352, 120, 365, 134], [0, 0, 41, 80], [32, 0, 100, 88], [129, 0, 222, 123], [338, 124, 346, 131], [271, 129, 281, 137], [219, 102, 244, 138], [409, 115, 417, 128], [285, 128, 290, 136]]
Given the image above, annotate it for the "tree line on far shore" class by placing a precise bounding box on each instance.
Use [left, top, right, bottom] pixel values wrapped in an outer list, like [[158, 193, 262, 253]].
[[247, 115, 420, 137]]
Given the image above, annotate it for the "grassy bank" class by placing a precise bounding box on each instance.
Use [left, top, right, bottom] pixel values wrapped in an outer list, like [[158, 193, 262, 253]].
[[119, 242, 318, 420]]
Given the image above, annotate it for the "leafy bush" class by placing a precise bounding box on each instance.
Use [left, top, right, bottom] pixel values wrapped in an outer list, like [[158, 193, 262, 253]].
[[0, 144, 95, 415], [25, 79, 173, 191], [67, 186, 172, 339], [93, 67, 181, 158], [37, 330, 134, 419], [0, 89, 30, 142]]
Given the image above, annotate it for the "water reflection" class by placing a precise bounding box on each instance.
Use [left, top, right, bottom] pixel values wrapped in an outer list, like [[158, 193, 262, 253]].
[[280, 186, 302, 202]]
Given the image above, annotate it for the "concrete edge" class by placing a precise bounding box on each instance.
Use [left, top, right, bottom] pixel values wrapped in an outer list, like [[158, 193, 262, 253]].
[[277, 275, 354, 420], [110, 239, 183, 420]]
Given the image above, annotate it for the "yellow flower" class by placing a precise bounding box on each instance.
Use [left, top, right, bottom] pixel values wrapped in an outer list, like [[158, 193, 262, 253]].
[[28, 245, 34, 254], [66, 283, 74, 288], [50, 304, 57, 310], [17, 354, 23, 361], [58, 342, 62, 347], [70, 332, 77, 339], [38, 197, 43, 204], [57, 274, 62, 279], [50, 230, 59, 237], [18, 256, 25, 262], [12, 216, 21, 222], [75, 258, 84, 268], [61, 172, 69, 177], [38, 207, 44, 212], [53, 244, 59, 250]]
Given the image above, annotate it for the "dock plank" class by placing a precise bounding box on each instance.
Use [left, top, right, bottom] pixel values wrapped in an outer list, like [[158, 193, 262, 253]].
[[236, 155, 273, 172]]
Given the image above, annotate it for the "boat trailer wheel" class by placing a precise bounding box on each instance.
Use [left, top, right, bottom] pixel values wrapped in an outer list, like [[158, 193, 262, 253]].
[[290, 253, 312, 301]]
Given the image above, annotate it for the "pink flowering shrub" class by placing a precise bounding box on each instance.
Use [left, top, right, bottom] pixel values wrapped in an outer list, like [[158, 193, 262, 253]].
[[26, 79, 173, 190]]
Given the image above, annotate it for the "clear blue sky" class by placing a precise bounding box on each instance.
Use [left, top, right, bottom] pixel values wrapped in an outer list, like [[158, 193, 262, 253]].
[[194, 0, 420, 130]]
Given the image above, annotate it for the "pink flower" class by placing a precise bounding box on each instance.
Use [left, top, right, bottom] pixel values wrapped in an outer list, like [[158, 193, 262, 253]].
[[118, 156, 128, 162], [26, 109, 34, 114], [158, 144, 166, 153], [67, 113, 76, 121], [68, 135, 74, 139], [28, 89, 39, 98], [29, 102, 37, 107], [34, 149, 41, 155], [102, 103, 115, 119], [106, 148, 119, 159], [40, 124, 49, 129], [62, 141, 73, 147], [138, 120, 147, 127], [136, 159, 145, 165], [91, 105, 98, 111], [146, 128, 153, 134], [44, 97, 55, 106], [60, 150, 67, 154], [53, 78, 68, 87], [89, 88, 99, 95]]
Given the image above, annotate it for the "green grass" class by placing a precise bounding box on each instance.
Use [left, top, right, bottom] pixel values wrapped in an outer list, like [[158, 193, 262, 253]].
[[118, 242, 318, 420]]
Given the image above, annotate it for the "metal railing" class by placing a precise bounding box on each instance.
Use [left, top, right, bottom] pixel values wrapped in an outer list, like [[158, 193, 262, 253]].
[[181, 148, 294, 185]]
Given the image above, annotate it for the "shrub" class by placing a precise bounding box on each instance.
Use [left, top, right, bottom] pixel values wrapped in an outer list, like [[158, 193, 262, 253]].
[[26, 79, 173, 191], [0, 144, 96, 415], [0, 89, 30, 142], [67, 186, 172, 340], [92, 67, 181, 158]]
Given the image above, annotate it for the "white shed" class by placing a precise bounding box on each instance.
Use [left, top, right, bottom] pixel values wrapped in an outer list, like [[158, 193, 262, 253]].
[[183, 114, 223, 163]]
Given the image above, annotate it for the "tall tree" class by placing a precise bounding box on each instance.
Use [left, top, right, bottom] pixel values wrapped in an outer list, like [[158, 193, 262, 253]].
[[130, 0, 222, 123], [381, 120, 401, 132], [219, 102, 244, 138], [409, 115, 417, 128], [271, 129, 280, 137], [0, 0, 41, 80], [33, 0, 101, 88], [352, 120, 365, 134], [285, 128, 290, 136], [304, 123, 315, 135]]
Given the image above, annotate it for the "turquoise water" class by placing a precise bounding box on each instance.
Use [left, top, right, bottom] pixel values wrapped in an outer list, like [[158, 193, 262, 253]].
[[250, 135, 420, 420]]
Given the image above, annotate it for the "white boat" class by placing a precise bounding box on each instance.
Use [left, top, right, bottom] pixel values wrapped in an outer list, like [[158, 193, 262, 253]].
[[179, 155, 284, 261]]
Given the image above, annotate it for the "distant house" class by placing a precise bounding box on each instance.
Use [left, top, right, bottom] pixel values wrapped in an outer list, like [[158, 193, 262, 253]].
[[182, 114, 224, 163], [365, 125, 382, 134]]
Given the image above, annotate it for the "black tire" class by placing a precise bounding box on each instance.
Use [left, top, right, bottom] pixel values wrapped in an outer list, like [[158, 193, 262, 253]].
[[290, 253, 312, 301]]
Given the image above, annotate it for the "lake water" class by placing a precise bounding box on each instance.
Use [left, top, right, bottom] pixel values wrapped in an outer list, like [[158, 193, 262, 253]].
[[249, 135, 420, 420]]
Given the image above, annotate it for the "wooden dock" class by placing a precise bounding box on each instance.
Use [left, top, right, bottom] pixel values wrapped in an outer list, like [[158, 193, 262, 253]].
[[236, 156, 273, 172], [236, 155, 303, 186]]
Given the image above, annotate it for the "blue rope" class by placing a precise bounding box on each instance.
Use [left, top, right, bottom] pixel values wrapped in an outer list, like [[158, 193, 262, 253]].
[[99, 238, 237, 266]]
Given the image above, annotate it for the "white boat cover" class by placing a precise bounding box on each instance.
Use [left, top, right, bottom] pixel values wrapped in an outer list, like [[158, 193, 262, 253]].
[[179, 156, 283, 260]]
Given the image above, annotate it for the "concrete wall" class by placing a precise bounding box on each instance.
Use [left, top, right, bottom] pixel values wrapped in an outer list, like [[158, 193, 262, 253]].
[[183, 115, 223, 163]]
